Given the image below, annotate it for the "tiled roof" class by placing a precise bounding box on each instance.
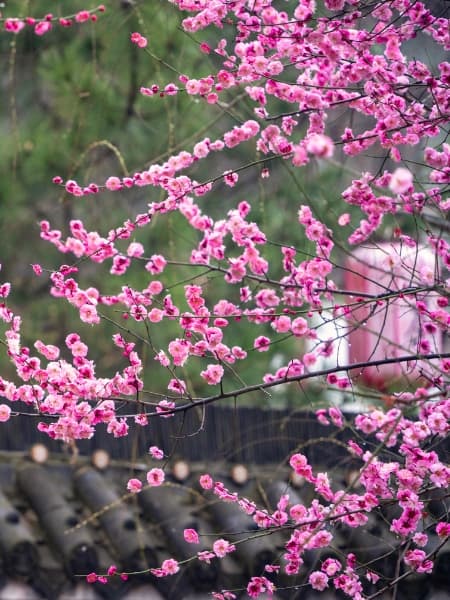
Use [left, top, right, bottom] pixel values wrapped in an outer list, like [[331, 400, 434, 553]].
[[0, 407, 448, 599]]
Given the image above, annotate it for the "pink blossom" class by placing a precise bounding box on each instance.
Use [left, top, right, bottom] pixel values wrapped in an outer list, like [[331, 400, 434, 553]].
[[206, 93, 218, 104], [79, 304, 100, 324], [134, 414, 148, 426], [75, 11, 90, 23], [213, 538, 236, 558], [146, 468, 165, 487], [247, 576, 275, 598], [164, 83, 178, 95], [168, 338, 190, 366], [366, 571, 380, 583], [32, 264, 43, 276], [130, 32, 148, 48], [127, 242, 144, 257], [156, 399, 175, 417], [271, 315, 291, 333], [111, 255, 130, 275], [436, 522, 450, 537], [184, 528, 200, 544], [328, 407, 344, 427], [0, 405, 11, 422], [105, 176, 122, 191], [107, 419, 129, 438], [186, 79, 200, 95], [404, 549, 433, 573], [193, 140, 210, 158], [291, 317, 308, 336], [338, 213, 351, 226], [200, 364, 224, 385], [389, 168, 413, 194], [199, 474, 213, 489], [316, 409, 330, 426], [303, 353, 317, 367], [149, 308, 164, 323], [70, 341, 88, 357], [161, 558, 179, 575], [309, 571, 329, 591], [224, 171, 239, 187], [254, 336, 270, 351], [4, 19, 26, 34], [197, 550, 215, 563], [34, 341, 60, 360], [289, 453, 314, 480], [322, 558, 341, 576], [34, 21, 52, 36], [413, 532, 428, 547], [147, 280, 163, 295], [306, 134, 334, 158], [149, 446, 164, 460], [167, 378, 187, 395], [127, 478, 142, 493], [145, 254, 167, 274], [325, 0, 345, 9], [265, 565, 280, 574], [289, 503, 307, 523]]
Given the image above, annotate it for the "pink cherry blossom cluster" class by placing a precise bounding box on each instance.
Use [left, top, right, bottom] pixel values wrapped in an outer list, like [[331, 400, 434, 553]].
[[189, 441, 449, 599], [86, 565, 128, 585], [53, 121, 260, 198], [1, 0, 450, 598], [2, 5, 105, 35], [0, 303, 148, 442]]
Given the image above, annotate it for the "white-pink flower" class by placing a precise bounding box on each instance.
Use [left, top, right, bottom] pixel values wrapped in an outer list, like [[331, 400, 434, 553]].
[[149, 446, 164, 460], [254, 335, 270, 351], [161, 558, 179, 575], [200, 364, 224, 385], [338, 213, 351, 226], [127, 242, 144, 258], [168, 338, 190, 367], [0, 404, 11, 422], [291, 317, 308, 336], [213, 538, 236, 558], [149, 308, 164, 323], [199, 474, 213, 489], [127, 478, 142, 493], [105, 176, 122, 191], [79, 304, 100, 324], [388, 168, 413, 194], [309, 571, 329, 591], [306, 134, 334, 158], [167, 378, 187, 395], [156, 399, 175, 417], [146, 468, 165, 486], [145, 254, 167, 275], [71, 340, 88, 357]]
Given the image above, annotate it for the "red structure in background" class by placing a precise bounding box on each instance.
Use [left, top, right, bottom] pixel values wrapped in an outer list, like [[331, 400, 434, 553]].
[[345, 244, 442, 391]]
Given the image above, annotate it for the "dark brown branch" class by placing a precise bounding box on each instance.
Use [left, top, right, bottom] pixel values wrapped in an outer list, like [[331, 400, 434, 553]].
[[143, 352, 450, 418]]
